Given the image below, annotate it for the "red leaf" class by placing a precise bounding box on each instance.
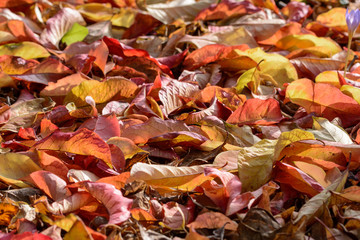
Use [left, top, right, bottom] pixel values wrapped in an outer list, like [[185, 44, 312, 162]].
[[94, 113, 121, 141], [195, 0, 261, 21], [33, 128, 112, 167], [27, 170, 71, 201], [183, 44, 250, 70], [227, 98, 283, 125], [83, 182, 133, 225], [103, 36, 173, 77], [274, 161, 324, 197]]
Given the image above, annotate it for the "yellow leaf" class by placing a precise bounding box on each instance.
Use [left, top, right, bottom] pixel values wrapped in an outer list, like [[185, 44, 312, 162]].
[[276, 34, 341, 57], [54, 214, 78, 232], [341, 84, 360, 105], [274, 129, 315, 160], [235, 64, 278, 94], [63, 218, 92, 240], [315, 8, 347, 31], [233, 47, 298, 88], [107, 137, 148, 159], [0, 153, 41, 187], [0, 42, 50, 59], [111, 8, 136, 28], [76, 3, 113, 22], [237, 139, 277, 192], [64, 77, 138, 107], [315, 71, 340, 88]]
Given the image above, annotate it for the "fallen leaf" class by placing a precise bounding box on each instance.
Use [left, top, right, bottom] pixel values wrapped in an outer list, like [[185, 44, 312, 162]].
[[128, 162, 213, 192], [194, 0, 261, 21], [64, 77, 138, 107], [40, 8, 86, 49], [237, 139, 277, 192], [27, 170, 71, 201], [0, 42, 50, 59], [187, 211, 238, 230], [286, 78, 360, 127], [276, 34, 341, 57], [33, 128, 112, 167], [83, 182, 133, 225], [274, 161, 325, 196], [146, 0, 216, 24], [227, 98, 283, 125], [0, 153, 41, 187]]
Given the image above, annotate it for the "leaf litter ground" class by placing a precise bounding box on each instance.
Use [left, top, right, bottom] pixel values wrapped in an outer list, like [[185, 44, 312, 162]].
[[0, 0, 360, 239]]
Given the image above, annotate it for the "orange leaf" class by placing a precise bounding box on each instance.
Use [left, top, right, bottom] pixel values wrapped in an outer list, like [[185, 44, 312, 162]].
[[274, 161, 324, 197], [131, 208, 157, 222], [227, 98, 283, 125], [40, 73, 89, 105], [187, 212, 238, 230], [83, 182, 133, 225], [280, 142, 347, 171], [33, 128, 112, 167], [6, 20, 39, 43], [286, 78, 360, 127], [183, 44, 250, 70], [0, 55, 38, 75], [0, 0, 34, 8], [259, 22, 314, 45], [27, 170, 71, 201], [37, 150, 69, 181], [0, 202, 18, 226], [194, 1, 260, 21], [96, 172, 130, 190]]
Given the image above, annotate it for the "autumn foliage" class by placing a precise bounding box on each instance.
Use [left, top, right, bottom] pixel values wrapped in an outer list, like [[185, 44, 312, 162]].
[[1, 0, 360, 239]]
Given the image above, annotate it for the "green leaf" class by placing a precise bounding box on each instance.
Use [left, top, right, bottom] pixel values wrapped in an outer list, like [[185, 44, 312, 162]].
[[61, 23, 89, 46]]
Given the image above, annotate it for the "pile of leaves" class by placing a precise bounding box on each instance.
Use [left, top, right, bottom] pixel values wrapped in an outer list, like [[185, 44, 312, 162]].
[[1, 0, 360, 239]]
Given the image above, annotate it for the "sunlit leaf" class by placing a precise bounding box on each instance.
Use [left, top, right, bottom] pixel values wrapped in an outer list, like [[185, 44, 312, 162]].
[[341, 84, 360, 105], [227, 98, 283, 125], [28, 170, 71, 201], [315, 7, 347, 32], [83, 182, 133, 225], [61, 23, 88, 46], [146, 0, 216, 24], [63, 218, 92, 240], [0, 55, 38, 75], [76, 3, 113, 22], [147, 131, 208, 149], [202, 167, 254, 216], [0, 42, 50, 59], [292, 169, 348, 224], [0, 153, 41, 187], [0, 202, 19, 226], [233, 47, 298, 87], [158, 80, 199, 116], [64, 77, 138, 107], [40, 7, 86, 49], [237, 139, 277, 192], [129, 162, 213, 192], [286, 78, 360, 127], [276, 34, 341, 57], [274, 161, 324, 196], [309, 117, 353, 144], [274, 129, 315, 160], [194, 0, 260, 21], [33, 128, 112, 167], [121, 117, 190, 144]]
